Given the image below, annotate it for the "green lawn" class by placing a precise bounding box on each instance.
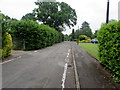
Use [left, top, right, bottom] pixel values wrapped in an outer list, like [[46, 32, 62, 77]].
[[79, 43, 99, 60]]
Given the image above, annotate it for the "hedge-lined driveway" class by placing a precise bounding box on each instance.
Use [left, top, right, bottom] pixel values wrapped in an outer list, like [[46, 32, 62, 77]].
[[2, 41, 119, 88]]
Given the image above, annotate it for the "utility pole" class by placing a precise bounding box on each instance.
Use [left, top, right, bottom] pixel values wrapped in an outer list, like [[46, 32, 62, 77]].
[[106, 0, 110, 24], [118, 1, 120, 21]]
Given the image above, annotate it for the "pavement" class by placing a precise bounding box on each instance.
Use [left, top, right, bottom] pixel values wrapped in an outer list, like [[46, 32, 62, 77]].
[[2, 41, 120, 89]]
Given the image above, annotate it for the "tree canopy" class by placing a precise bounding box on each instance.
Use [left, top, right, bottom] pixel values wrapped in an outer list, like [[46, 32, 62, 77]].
[[22, 2, 77, 32], [74, 21, 93, 38]]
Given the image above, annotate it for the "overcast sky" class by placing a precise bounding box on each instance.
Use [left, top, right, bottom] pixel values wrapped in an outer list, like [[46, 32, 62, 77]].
[[0, 0, 119, 34]]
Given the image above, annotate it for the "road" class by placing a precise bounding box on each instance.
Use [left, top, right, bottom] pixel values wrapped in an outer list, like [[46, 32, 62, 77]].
[[2, 41, 119, 89]]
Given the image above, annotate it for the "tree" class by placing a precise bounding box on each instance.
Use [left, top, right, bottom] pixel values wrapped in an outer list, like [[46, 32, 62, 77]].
[[64, 34, 70, 41], [33, 2, 77, 32], [79, 21, 92, 37], [71, 29, 75, 41], [81, 21, 89, 29], [91, 30, 98, 39], [21, 13, 36, 21], [0, 13, 11, 33]]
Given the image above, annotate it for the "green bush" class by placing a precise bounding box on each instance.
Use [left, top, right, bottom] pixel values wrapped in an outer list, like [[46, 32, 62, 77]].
[[79, 40, 91, 43], [2, 32, 12, 58], [97, 21, 120, 82], [10, 20, 63, 50], [79, 35, 87, 41]]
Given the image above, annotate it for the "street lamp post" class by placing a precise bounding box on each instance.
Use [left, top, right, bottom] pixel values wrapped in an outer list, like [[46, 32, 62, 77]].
[[106, 0, 110, 24]]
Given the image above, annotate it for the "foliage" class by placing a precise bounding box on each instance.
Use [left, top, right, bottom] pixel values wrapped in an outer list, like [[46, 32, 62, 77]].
[[30, 2, 77, 32], [81, 21, 90, 29], [71, 29, 75, 41], [2, 32, 12, 58], [73, 21, 93, 39], [0, 13, 13, 58], [91, 30, 98, 39], [97, 21, 120, 82], [79, 40, 91, 43], [22, 13, 36, 21], [0, 13, 11, 34], [10, 20, 63, 50], [64, 34, 70, 41], [79, 35, 87, 41]]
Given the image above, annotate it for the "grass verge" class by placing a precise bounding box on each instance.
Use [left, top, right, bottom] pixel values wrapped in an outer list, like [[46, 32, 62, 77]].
[[79, 43, 99, 60]]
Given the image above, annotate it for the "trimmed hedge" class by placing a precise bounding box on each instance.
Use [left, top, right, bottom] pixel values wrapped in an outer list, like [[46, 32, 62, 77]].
[[10, 20, 64, 50], [2, 32, 12, 58], [97, 21, 120, 82]]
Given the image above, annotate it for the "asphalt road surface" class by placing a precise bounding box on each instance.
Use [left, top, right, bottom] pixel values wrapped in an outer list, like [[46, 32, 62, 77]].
[[2, 41, 119, 89]]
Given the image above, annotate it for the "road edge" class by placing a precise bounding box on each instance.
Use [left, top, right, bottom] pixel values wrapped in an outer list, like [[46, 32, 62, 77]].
[[71, 45, 81, 90]]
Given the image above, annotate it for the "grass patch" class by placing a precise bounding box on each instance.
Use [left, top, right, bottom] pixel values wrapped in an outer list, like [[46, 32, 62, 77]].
[[79, 43, 99, 60]]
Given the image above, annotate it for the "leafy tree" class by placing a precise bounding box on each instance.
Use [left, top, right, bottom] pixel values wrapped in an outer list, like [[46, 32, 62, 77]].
[[64, 34, 70, 41], [0, 13, 11, 33], [32, 2, 77, 32], [21, 13, 36, 21], [73, 21, 92, 39], [81, 21, 90, 29], [79, 21, 92, 37], [91, 30, 98, 39]]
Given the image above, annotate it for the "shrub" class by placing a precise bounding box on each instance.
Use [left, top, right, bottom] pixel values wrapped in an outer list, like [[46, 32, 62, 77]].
[[2, 32, 12, 58], [97, 21, 120, 82], [79, 35, 87, 41], [10, 20, 63, 50], [79, 40, 91, 43]]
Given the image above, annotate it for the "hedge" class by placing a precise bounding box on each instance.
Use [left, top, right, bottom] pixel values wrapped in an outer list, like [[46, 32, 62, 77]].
[[10, 20, 64, 50], [2, 32, 12, 58], [97, 21, 120, 82]]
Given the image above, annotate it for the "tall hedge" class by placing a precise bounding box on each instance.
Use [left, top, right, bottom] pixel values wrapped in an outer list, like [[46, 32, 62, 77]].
[[10, 20, 63, 50], [2, 32, 12, 58], [97, 21, 120, 82]]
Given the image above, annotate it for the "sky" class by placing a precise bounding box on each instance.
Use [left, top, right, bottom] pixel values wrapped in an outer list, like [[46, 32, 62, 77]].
[[0, 0, 119, 35]]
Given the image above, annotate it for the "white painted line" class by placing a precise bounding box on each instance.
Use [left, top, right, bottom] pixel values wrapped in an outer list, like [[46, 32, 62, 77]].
[[34, 51, 37, 52], [67, 53, 69, 58], [67, 49, 70, 58], [0, 56, 22, 65], [61, 49, 71, 89], [61, 63, 68, 89], [68, 49, 71, 53]]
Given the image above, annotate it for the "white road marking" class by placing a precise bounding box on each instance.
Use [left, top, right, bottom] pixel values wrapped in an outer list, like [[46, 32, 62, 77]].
[[0, 56, 22, 65], [61, 63, 68, 89], [67, 53, 69, 58], [68, 49, 71, 53], [34, 51, 37, 52], [61, 49, 71, 89], [67, 49, 70, 58]]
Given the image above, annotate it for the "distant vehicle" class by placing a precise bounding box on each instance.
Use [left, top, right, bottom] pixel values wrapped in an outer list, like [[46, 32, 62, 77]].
[[91, 39, 98, 44]]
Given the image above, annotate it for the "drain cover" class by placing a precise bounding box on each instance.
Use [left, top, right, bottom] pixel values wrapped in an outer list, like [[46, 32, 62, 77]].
[[68, 64, 72, 67]]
